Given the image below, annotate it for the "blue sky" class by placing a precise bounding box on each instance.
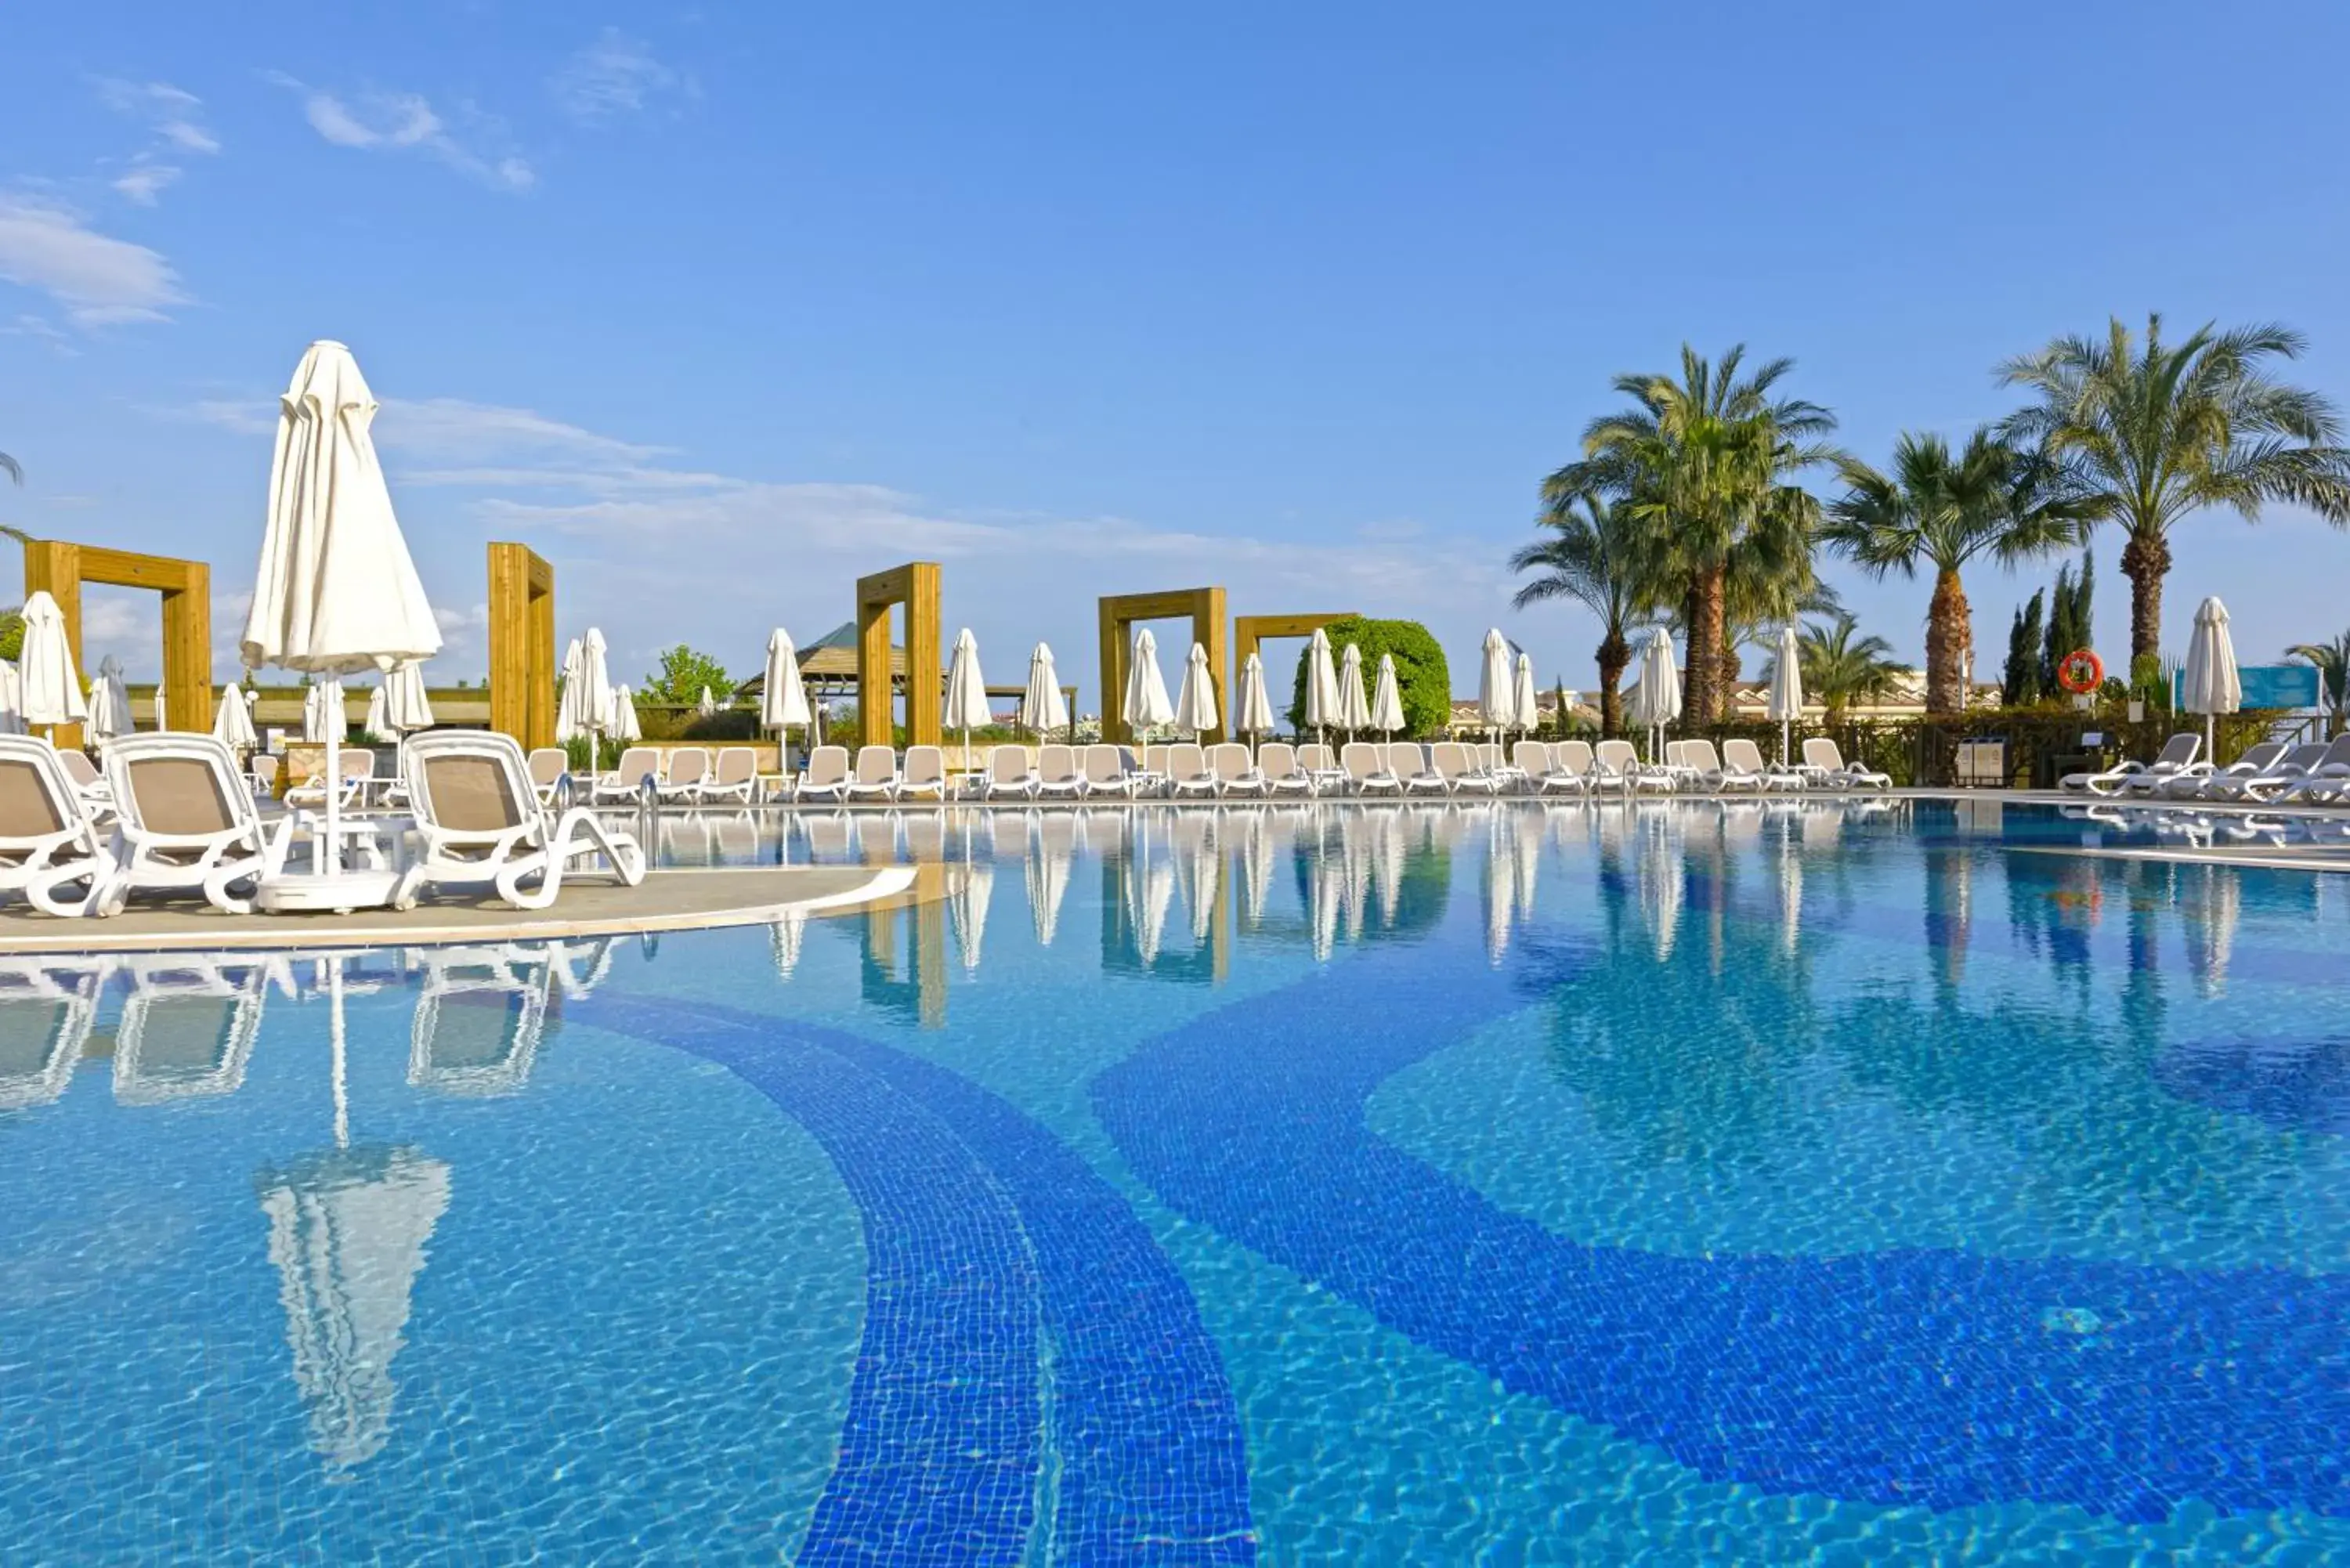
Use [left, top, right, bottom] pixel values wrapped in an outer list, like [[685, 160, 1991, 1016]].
[[3, 2, 2348, 706]]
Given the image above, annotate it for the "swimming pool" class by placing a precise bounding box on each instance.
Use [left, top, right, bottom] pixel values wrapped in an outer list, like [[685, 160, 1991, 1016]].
[[3, 799, 2345, 1563]]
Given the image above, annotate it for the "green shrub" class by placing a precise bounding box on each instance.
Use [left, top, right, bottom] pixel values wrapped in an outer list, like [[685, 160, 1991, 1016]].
[[0, 609, 21, 663], [1285, 616, 1452, 737]]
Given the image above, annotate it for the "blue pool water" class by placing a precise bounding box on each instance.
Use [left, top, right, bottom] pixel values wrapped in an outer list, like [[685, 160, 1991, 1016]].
[[3, 799, 2348, 1563]]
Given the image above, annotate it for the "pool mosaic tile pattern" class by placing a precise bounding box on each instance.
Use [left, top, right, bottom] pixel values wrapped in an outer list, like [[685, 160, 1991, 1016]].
[[3, 798, 2349, 1563]]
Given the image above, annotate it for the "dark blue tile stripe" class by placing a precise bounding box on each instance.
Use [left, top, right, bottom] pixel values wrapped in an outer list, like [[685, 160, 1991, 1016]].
[[1090, 930, 2350, 1523], [586, 1000, 1042, 1566], [663, 1000, 1259, 1568]]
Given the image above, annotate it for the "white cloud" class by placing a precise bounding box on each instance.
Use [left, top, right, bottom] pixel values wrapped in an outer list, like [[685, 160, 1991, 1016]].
[[374, 397, 672, 466], [144, 387, 1520, 696], [0, 197, 184, 325], [94, 78, 221, 158], [111, 164, 181, 206], [551, 30, 688, 121], [271, 75, 534, 192]]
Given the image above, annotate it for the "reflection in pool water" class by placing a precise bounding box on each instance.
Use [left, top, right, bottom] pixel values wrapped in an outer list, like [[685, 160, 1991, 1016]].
[[2, 799, 2348, 1563]]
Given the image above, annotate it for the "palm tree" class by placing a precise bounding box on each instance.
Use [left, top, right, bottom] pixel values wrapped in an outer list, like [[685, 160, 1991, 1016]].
[[1509, 493, 1655, 735], [1553, 345, 1839, 723], [1823, 427, 2087, 714], [1766, 612, 1901, 722], [0, 451, 18, 484], [1999, 315, 2350, 663], [2287, 630, 2350, 724]]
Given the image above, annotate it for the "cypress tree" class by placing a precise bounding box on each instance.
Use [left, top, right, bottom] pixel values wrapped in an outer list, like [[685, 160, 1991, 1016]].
[[2003, 590, 2045, 705]]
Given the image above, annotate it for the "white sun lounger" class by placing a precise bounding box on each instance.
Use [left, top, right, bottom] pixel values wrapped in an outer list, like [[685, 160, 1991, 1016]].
[[1166, 743, 1220, 799], [1082, 744, 1137, 798], [701, 746, 759, 804], [1684, 738, 1761, 792], [2262, 734, 2350, 803], [1211, 742, 1267, 797], [794, 746, 851, 803], [0, 735, 120, 917], [285, 746, 374, 811], [1800, 738, 1891, 791], [2062, 733, 2198, 796], [1342, 741, 1401, 795], [1595, 739, 1672, 793], [2160, 739, 2287, 799], [655, 747, 711, 804], [985, 745, 1039, 800], [1259, 742, 1314, 797], [843, 745, 900, 803], [1397, 742, 1448, 795], [392, 731, 647, 912], [99, 733, 282, 916], [1528, 739, 1591, 795], [594, 746, 663, 804], [1035, 743, 1086, 800], [897, 746, 949, 803], [526, 747, 570, 807]]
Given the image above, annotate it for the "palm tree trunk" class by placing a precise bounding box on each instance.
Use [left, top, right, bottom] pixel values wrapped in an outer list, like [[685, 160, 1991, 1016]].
[[1596, 632, 1629, 736], [2119, 529, 2169, 667], [1925, 568, 1970, 714], [1686, 566, 1726, 724]]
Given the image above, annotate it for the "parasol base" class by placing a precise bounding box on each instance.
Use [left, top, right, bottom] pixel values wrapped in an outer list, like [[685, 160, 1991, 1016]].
[[255, 869, 402, 915]]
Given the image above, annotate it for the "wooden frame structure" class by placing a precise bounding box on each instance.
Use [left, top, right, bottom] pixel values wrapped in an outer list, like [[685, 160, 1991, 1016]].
[[1098, 587, 1227, 744], [856, 562, 942, 749], [21, 539, 212, 749], [1233, 612, 1354, 689], [487, 542, 557, 750]]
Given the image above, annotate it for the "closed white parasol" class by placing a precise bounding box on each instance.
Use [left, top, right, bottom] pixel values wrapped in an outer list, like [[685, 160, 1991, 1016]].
[[608, 685, 642, 742], [87, 656, 133, 741], [383, 660, 434, 733], [1303, 627, 1340, 744], [944, 627, 989, 761], [243, 341, 441, 906], [1335, 644, 1372, 734], [1021, 643, 1069, 739], [1369, 652, 1405, 735], [1477, 628, 1516, 738], [214, 682, 258, 750], [2182, 595, 2241, 757], [1766, 624, 1804, 765], [1625, 627, 1682, 763], [761, 628, 812, 775], [1124, 627, 1174, 739], [17, 591, 86, 735], [1235, 652, 1275, 746], [1512, 652, 1539, 736], [1171, 642, 1218, 738]]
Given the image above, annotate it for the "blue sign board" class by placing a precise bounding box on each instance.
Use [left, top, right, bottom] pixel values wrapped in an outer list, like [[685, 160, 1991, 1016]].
[[2171, 663, 2323, 710]]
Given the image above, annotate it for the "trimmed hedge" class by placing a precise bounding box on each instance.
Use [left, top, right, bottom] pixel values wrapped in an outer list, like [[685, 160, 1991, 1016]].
[[1285, 616, 1452, 738]]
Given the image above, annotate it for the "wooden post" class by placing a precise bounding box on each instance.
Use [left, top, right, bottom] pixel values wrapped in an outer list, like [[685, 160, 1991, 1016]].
[[161, 561, 212, 736], [1098, 597, 1126, 746], [1097, 587, 1230, 744], [488, 542, 556, 750], [19, 539, 216, 745], [855, 562, 942, 749]]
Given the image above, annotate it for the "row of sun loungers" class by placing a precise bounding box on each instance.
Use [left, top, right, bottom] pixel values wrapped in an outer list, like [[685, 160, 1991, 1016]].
[[760, 736, 1893, 802], [2062, 733, 2350, 803], [0, 730, 644, 921]]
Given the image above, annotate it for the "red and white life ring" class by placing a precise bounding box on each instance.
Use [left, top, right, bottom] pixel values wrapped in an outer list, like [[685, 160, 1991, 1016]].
[[2055, 648, 2104, 695]]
